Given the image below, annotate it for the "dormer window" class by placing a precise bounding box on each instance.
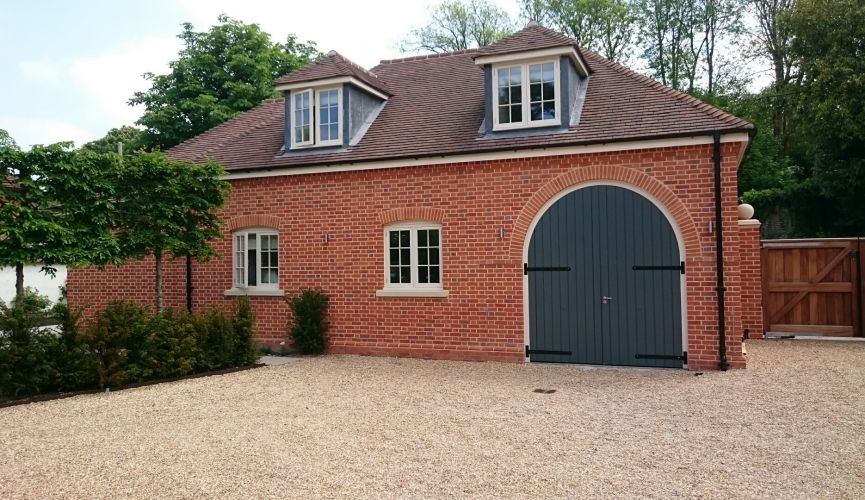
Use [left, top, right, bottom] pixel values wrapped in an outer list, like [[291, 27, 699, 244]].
[[290, 87, 343, 149], [493, 60, 560, 131]]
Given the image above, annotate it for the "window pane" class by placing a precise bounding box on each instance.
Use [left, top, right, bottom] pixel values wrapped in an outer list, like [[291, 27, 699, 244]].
[[400, 266, 410, 283], [429, 230, 439, 246], [510, 86, 522, 104], [498, 88, 509, 106], [511, 105, 522, 122], [419, 248, 428, 265], [543, 101, 556, 120], [389, 231, 399, 247], [389, 248, 399, 265], [497, 68, 509, 86], [530, 64, 541, 82], [543, 81, 555, 100], [542, 62, 554, 81], [302, 128, 310, 142], [271, 252, 278, 267], [399, 230, 409, 247], [330, 124, 339, 139], [390, 267, 400, 284], [530, 102, 542, 121], [530, 83, 541, 102], [330, 107, 338, 122], [430, 248, 440, 265], [248, 234, 257, 249], [419, 266, 429, 283], [247, 251, 257, 286], [400, 248, 410, 264], [498, 106, 510, 124], [418, 230, 427, 246], [429, 266, 440, 284]]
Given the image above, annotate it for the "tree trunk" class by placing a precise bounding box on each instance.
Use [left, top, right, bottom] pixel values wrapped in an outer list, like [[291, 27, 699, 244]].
[[154, 250, 164, 312], [15, 263, 24, 304]]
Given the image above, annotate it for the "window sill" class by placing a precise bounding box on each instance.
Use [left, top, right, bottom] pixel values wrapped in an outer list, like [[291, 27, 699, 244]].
[[375, 289, 449, 298], [224, 288, 285, 297]]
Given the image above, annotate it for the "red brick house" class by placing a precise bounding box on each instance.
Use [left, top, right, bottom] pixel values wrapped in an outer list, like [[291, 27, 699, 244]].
[[68, 25, 764, 370]]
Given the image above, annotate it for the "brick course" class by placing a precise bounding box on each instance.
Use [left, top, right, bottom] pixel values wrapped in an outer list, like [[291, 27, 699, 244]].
[[67, 141, 751, 370]]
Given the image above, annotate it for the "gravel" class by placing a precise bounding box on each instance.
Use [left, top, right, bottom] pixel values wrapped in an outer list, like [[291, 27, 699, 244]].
[[1, 340, 864, 498]]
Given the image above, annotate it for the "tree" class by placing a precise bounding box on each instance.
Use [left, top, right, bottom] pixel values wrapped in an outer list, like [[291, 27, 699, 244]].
[[785, 0, 865, 235], [748, 0, 797, 139], [82, 126, 147, 155], [113, 152, 229, 311], [539, 0, 636, 62], [130, 15, 318, 151], [703, 0, 744, 95], [400, 0, 514, 53], [0, 137, 120, 302]]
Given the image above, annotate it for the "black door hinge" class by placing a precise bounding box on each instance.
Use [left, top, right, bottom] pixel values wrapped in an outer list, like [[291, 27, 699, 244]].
[[632, 261, 685, 274], [524, 263, 572, 275], [635, 351, 687, 363], [526, 346, 572, 356]]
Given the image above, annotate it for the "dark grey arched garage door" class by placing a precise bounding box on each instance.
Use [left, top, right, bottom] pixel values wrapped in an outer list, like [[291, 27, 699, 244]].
[[526, 185, 685, 368]]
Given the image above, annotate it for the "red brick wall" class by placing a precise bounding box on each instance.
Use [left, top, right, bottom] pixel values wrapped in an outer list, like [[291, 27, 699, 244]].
[[67, 141, 748, 370], [738, 220, 764, 339]]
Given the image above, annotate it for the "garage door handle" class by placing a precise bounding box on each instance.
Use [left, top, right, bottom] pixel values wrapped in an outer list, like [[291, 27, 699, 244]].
[[602, 296, 613, 304]]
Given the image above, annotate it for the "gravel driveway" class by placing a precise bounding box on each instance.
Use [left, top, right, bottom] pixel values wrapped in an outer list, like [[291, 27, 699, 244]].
[[1, 340, 864, 498]]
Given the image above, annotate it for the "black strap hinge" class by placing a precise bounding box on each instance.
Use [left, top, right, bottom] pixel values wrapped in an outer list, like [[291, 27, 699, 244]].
[[635, 351, 687, 363], [632, 261, 685, 274], [524, 263, 572, 275], [526, 346, 572, 356]]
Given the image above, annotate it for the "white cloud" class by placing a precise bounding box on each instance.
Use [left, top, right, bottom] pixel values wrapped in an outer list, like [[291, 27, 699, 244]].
[[69, 36, 181, 125], [18, 59, 64, 85], [0, 114, 96, 148], [174, 0, 520, 68]]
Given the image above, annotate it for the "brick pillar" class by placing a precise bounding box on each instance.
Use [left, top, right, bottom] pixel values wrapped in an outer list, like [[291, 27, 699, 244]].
[[738, 219, 764, 339]]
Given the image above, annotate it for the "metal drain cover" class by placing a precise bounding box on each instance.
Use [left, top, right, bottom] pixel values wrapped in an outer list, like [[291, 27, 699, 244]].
[[533, 388, 556, 394]]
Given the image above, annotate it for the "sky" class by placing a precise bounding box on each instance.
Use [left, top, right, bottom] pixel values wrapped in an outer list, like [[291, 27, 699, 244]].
[[1, 1, 766, 149], [0, 0, 521, 149]]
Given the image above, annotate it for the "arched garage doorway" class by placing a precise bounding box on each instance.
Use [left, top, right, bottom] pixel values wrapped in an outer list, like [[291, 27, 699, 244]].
[[524, 183, 687, 368]]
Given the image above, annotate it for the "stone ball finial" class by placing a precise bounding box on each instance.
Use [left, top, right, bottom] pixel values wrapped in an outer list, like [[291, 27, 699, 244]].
[[326, 50, 337, 57], [737, 203, 755, 220], [527, 20, 540, 28]]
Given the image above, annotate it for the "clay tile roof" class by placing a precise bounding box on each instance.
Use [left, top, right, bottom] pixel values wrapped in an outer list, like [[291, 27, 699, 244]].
[[274, 51, 391, 96], [475, 23, 580, 58], [169, 33, 753, 172]]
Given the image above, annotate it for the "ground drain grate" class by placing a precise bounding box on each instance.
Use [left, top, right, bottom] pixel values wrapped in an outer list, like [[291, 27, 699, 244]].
[[533, 388, 556, 394]]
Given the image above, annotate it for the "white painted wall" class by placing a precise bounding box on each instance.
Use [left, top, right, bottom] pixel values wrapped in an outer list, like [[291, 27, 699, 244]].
[[0, 265, 67, 305]]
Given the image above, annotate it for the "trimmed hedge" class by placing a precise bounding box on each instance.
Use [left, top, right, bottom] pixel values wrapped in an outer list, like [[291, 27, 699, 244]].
[[288, 289, 329, 355], [0, 292, 258, 400]]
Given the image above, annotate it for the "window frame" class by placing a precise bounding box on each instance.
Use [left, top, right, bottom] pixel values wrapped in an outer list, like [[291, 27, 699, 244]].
[[382, 222, 444, 291], [231, 228, 280, 291], [491, 58, 561, 131], [290, 89, 313, 147], [289, 86, 343, 149]]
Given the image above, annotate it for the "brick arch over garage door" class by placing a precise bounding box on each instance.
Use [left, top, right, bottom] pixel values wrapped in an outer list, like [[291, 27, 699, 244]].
[[509, 165, 701, 261]]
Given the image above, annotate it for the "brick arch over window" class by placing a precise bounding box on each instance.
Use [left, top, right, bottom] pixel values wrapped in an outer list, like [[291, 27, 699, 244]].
[[509, 166, 701, 259], [226, 214, 282, 231], [378, 207, 446, 226]]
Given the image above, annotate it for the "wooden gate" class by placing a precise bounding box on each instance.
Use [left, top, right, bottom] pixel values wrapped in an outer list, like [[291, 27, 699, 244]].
[[762, 238, 864, 337]]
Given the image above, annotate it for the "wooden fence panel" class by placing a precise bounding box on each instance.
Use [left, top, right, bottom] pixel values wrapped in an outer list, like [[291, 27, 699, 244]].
[[761, 238, 862, 337]]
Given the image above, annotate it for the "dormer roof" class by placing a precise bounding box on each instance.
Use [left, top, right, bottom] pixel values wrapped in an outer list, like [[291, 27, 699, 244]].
[[473, 24, 591, 75], [170, 35, 752, 172], [274, 50, 392, 97]]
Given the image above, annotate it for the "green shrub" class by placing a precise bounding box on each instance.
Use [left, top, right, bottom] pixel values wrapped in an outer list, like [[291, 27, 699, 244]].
[[81, 301, 152, 388], [231, 297, 257, 366], [48, 302, 98, 392], [0, 290, 57, 398], [195, 307, 235, 371], [149, 309, 201, 379], [288, 289, 329, 355]]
